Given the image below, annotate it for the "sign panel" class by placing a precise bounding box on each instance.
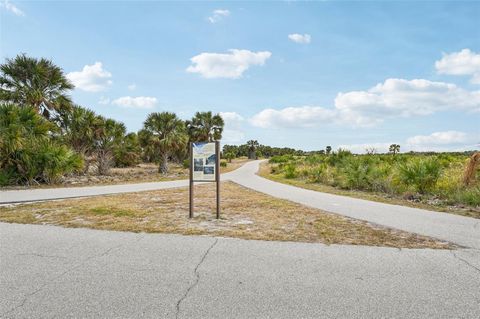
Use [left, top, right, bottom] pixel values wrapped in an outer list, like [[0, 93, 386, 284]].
[[192, 142, 217, 181]]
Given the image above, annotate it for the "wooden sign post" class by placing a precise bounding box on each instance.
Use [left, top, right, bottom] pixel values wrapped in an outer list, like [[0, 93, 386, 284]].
[[189, 141, 220, 219]]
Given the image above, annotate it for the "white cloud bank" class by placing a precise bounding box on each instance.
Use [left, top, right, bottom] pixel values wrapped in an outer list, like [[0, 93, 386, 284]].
[[111, 96, 157, 109], [288, 33, 311, 44], [250, 78, 480, 128], [67, 62, 112, 92], [208, 9, 230, 23], [219, 112, 245, 143], [0, 0, 24, 16], [406, 131, 469, 146], [337, 132, 479, 154], [435, 49, 480, 84], [250, 106, 335, 128], [186, 49, 272, 79]]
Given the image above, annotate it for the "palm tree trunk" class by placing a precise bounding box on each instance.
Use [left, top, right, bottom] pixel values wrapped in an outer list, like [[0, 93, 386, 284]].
[[159, 153, 168, 174]]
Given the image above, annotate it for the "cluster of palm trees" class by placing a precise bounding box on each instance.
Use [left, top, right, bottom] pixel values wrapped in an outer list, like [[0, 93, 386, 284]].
[[0, 53, 224, 185], [140, 111, 224, 174]]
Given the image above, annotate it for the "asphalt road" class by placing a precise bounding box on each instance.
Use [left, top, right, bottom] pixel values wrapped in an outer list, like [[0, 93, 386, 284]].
[[1, 223, 479, 319]]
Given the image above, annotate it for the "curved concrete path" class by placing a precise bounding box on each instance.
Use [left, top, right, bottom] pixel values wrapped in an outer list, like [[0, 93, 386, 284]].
[[228, 161, 480, 249], [1, 160, 479, 248]]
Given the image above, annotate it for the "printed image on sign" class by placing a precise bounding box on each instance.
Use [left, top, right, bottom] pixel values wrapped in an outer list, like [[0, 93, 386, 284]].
[[192, 142, 216, 181]]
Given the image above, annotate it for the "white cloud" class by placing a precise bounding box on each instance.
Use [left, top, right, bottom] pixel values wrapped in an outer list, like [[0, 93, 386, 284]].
[[250, 78, 480, 128], [111, 96, 157, 109], [67, 62, 112, 92], [186, 49, 272, 79], [0, 0, 24, 16], [288, 33, 311, 44], [127, 84, 136, 91], [219, 111, 245, 143], [208, 9, 230, 23], [406, 131, 468, 146], [435, 49, 480, 84], [334, 78, 480, 125], [250, 106, 336, 129]]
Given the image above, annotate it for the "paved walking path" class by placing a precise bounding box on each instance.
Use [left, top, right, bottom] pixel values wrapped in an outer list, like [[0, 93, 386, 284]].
[[229, 161, 480, 249], [1, 160, 479, 248], [1, 223, 479, 318]]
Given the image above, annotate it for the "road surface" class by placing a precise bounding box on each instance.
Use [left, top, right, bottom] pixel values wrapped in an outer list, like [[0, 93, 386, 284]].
[[1, 223, 479, 318]]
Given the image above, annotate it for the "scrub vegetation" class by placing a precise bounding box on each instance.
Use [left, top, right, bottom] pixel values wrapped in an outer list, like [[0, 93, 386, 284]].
[[260, 150, 480, 218]]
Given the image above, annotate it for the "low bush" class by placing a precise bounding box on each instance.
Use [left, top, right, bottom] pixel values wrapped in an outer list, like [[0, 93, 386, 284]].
[[283, 163, 297, 179], [396, 157, 442, 194]]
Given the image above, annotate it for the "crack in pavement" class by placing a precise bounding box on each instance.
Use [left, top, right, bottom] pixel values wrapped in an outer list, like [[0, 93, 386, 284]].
[[1, 233, 145, 317], [451, 251, 480, 274], [175, 238, 218, 319]]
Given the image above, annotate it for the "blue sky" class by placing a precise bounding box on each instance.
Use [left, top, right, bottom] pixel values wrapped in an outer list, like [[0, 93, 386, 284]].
[[1, 0, 479, 152]]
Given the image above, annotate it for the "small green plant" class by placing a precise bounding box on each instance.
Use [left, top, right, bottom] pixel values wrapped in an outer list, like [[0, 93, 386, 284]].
[[283, 163, 297, 179], [220, 160, 227, 167], [396, 157, 442, 194]]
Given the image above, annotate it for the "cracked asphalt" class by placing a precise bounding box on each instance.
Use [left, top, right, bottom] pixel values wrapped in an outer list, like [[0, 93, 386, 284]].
[[1, 223, 480, 318]]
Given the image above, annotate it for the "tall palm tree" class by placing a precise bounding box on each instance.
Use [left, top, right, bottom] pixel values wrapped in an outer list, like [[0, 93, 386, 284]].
[[186, 111, 224, 142], [325, 146, 332, 155], [60, 105, 101, 156], [0, 54, 73, 119], [144, 112, 188, 174], [246, 140, 259, 159], [389, 144, 400, 155], [95, 117, 126, 175]]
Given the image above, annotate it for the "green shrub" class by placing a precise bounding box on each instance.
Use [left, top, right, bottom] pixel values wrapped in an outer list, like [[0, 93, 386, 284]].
[[339, 157, 374, 190], [307, 164, 328, 183], [283, 163, 297, 179], [270, 154, 294, 164], [453, 186, 480, 206], [0, 104, 83, 185], [396, 157, 442, 194], [220, 160, 227, 167]]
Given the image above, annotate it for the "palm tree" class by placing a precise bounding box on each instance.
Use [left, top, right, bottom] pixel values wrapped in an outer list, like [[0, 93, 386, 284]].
[[0, 54, 73, 119], [389, 144, 400, 155], [60, 105, 101, 158], [246, 140, 259, 159], [326, 146, 332, 155], [95, 117, 126, 175], [186, 111, 224, 142], [144, 112, 188, 174], [0, 103, 54, 169]]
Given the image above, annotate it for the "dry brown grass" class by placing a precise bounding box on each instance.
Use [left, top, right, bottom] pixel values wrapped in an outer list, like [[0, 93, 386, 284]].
[[0, 181, 453, 249]]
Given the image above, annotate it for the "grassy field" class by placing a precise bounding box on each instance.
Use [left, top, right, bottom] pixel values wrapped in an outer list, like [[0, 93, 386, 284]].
[[259, 152, 480, 219], [0, 181, 454, 249]]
